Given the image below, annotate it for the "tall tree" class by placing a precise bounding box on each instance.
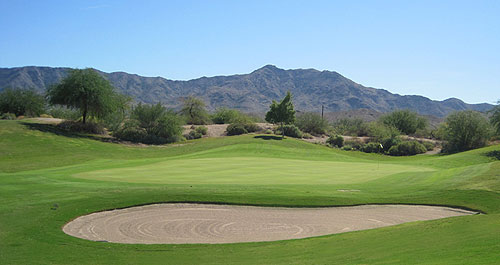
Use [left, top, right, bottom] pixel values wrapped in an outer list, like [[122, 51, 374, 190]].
[[379, 109, 427, 135], [47, 68, 121, 124], [265, 91, 296, 138]]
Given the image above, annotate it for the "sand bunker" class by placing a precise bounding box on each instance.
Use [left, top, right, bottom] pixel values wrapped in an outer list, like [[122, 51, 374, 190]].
[[63, 203, 476, 244]]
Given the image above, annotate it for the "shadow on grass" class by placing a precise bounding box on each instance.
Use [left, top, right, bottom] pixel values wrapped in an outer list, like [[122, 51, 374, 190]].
[[21, 122, 113, 142], [254, 135, 283, 141]]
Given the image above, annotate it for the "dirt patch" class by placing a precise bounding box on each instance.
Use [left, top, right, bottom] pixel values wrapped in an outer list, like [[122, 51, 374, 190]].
[[63, 203, 476, 244]]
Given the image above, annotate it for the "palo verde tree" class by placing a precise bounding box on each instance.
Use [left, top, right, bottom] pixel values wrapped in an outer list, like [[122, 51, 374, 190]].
[[0, 88, 46, 117], [47, 68, 122, 124], [180, 96, 209, 125], [265, 91, 296, 139], [379, 109, 427, 135]]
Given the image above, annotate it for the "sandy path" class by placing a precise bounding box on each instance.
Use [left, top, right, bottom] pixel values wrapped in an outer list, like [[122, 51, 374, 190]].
[[63, 203, 475, 244]]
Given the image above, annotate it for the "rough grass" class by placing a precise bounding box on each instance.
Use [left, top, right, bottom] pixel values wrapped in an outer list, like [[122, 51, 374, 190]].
[[0, 119, 499, 264]]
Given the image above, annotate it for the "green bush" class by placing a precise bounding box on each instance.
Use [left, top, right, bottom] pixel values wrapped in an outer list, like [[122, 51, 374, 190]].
[[47, 106, 81, 120], [243, 123, 261, 133], [114, 103, 183, 144], [295, 112, 328, 135], [380, 109, 428, 135], [331, 118, 370, 136], [327, 135, 344, 148], [57, 120, 106, 134], [388, 141, 427, 156], [186, 130, 203, 140], [275, 124, 302, 138], [442, 110, 492, 153], [0, 88, 46, 117], [342, 145, 353, 151], [344, 140, 363, 150], [195, 126, 208, 135], [421, 141, 435, 151], [302, 132, 313, 139], [226, 124, 248, 136], [264, 129, 273, 134], [211, 108, 256, 124], [0, 113, 16, 120], [362, 142, 383, 153]]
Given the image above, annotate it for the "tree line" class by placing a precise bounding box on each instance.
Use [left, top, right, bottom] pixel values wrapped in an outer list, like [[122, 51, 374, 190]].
[[1, 68, 499, 154]]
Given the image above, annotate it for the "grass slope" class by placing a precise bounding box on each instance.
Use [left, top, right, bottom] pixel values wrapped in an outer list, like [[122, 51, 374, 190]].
[[0, 120, 499, 264]]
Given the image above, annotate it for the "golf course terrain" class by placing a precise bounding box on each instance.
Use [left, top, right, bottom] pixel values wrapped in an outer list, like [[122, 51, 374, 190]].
[[1, 119, 499, 264]]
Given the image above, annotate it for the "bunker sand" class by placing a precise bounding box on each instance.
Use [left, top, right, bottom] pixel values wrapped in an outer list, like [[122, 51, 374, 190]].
[[63, 203, 476, 244]]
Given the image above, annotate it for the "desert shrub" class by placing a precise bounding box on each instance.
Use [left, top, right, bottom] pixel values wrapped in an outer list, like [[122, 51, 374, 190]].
[[302, 132, 313, 139], [327, 135, 344, 148], [226, 124, 248, 135], [114, 103, 183, 144], [361, 142, 383, 153], [342, 145, 353, 151], [275, 124, 302, 138], [0, 88, 46, 117], [186, 130, 203, 140], [211, 108, 256, 124], [368, 122, 401, 152], [421, 141, 435, 151], [380, 109, 427, 135], [388, 141, 427, 156], [195, 126, 208, 135], [295, 112, 328, 135], [181, 96, 210, 125], [0, 113, 16, 120], [344, 140, 363, 150], [264, 129, 273, 134], [243, 123, 261, 133], [57, 120, 106, 134], [47, 106, 81, 120], [441, 110, 492, 153], [331, 118, 370, 136]]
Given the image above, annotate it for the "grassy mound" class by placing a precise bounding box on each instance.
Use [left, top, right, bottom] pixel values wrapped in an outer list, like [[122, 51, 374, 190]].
[[0, 119, 499, 264]]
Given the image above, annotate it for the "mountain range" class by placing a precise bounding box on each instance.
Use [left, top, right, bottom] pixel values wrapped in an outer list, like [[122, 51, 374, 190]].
[[0, 65, 492, 117]]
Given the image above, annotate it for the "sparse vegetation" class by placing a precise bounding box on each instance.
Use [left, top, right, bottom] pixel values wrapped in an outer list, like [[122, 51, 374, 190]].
[[181, 96, 210, 125], [327, 135, 344, 148]]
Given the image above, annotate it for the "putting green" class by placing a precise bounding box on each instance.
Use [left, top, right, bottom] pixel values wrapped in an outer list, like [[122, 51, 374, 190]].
[[74, 157, 434, 184]]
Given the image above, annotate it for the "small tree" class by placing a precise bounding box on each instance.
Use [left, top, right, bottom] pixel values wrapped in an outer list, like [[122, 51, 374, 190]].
[[442, 110, 492, 153], [180, 96, 209, 125], [0, 88, 46, 117], [265, 91, 296, 139], [379, 109, 427, 135], [47, 68, 121, 124], [490, 100, 500, 135]]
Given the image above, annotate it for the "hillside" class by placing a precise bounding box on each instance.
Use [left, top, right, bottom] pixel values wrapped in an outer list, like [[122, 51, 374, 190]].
[[0, 65, 492, 117]]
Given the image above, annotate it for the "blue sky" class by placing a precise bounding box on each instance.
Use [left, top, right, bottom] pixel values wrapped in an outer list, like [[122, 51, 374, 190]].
[[1, 0, 499, 104]]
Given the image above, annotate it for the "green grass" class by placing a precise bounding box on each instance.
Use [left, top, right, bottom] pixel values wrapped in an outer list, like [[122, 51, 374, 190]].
[[0, 119, 499, 264]]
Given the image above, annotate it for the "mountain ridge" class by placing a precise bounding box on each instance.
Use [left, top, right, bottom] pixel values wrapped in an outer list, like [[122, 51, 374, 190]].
[[0, 65, 492, 117]]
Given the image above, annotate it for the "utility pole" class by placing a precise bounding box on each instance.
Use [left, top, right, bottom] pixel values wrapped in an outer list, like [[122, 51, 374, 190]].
[[321, 105, 324, 120]]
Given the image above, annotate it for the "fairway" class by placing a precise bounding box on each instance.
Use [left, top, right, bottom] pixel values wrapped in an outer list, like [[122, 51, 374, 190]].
[[0, 120, 499, 265], [75, 157, 433, 184]]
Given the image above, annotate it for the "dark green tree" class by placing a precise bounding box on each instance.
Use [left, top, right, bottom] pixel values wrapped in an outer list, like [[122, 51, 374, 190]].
[[265, 91, 296, 138], [180, 96, 209, 125], [0, 88, 46, 117], [490, 100, 500, 135], [47, 68, 122, 124], [379, 109, 427, 135], [442, 110, 492, 153]]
